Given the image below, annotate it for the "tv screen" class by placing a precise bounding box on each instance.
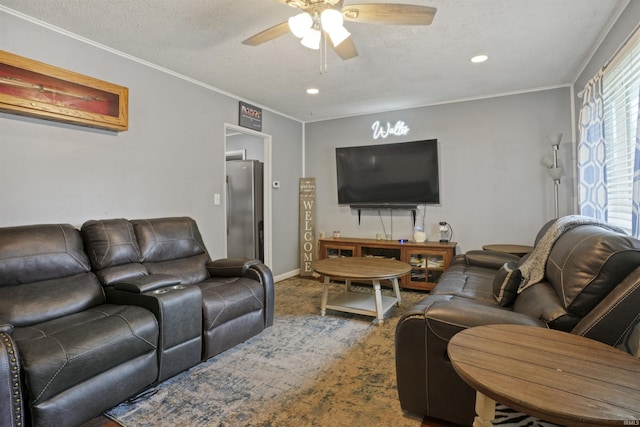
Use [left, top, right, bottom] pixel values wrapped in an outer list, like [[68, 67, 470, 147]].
[[335, 139, 440, 206]]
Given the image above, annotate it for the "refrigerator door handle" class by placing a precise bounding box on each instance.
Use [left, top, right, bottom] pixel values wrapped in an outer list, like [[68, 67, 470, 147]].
[[226, 175, 231, 235]]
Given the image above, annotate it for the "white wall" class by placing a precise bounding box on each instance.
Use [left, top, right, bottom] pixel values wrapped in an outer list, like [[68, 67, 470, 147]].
[[305, 88, 573, 253], [0, 10, 303, 277]]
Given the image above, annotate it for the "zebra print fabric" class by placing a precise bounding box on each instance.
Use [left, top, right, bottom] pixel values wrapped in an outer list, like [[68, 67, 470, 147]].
[[493, 405, 561, 426]]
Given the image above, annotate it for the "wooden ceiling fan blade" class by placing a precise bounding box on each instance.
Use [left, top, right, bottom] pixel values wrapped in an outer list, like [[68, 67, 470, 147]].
[[242, 21, 290, 46], [332, 36, 358, 60], [341, 3, 437, 25]]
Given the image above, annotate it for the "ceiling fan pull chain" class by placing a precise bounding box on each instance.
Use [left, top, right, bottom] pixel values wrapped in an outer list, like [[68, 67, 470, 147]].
[[320, 30, 328, 74]]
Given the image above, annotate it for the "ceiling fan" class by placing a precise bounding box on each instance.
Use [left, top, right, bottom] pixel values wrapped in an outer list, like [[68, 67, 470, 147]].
[[242, 1, 437, 61]]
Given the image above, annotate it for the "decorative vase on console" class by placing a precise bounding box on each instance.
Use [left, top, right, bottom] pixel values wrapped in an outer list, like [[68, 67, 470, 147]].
[[413, 225, 427, 243]]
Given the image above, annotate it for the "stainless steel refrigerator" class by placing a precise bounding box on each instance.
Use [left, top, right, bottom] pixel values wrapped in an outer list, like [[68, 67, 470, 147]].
[[226, 160, 264, 261]]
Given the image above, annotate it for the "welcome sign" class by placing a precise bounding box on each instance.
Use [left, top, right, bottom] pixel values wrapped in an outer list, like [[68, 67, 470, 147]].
[[299, 178, 316, 276]]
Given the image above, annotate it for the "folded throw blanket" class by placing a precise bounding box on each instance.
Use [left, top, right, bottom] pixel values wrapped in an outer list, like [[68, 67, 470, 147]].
[[518, 215, 627, 293]]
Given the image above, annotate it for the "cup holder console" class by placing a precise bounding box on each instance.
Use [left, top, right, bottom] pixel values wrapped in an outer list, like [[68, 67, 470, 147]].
[[153, 284, 187, 295]]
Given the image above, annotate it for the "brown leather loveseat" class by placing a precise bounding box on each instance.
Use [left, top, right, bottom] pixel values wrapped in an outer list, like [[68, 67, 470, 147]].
[[0, 216, 274, 427], [395, 216, 640, 426]]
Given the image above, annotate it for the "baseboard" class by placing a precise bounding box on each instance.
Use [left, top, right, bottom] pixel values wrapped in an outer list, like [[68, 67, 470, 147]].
[[274, 269, 300, 282]]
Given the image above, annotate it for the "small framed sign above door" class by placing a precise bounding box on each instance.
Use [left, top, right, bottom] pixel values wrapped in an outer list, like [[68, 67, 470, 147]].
[[239, 101, 262, 131]]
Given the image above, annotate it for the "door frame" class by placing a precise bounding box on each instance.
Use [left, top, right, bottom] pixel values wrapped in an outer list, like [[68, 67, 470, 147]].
[[223, 123, 273, 269]]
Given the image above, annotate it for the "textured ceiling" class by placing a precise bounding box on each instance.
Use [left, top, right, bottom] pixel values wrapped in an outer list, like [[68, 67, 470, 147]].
[[0, 0, 627, 122]]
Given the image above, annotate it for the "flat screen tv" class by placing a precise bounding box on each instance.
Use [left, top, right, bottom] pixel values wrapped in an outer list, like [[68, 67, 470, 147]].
[[335, 139, 440, 207]]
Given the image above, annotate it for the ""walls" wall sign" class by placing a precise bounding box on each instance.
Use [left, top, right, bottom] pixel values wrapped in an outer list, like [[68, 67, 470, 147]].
[[372, 120, 410, 140]]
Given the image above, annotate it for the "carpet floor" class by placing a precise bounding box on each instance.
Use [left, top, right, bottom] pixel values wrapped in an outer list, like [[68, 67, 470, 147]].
[[106, 277, 426, 427], [103, 276, 560, 427]]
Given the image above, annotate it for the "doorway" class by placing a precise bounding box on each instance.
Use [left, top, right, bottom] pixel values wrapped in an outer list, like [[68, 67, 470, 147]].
[[224, 124, 272, 269]]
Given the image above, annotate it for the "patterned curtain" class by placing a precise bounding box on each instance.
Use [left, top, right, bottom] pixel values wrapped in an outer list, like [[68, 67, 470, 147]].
[[577, 71, 607, 220], [632, 87, 640, 237]]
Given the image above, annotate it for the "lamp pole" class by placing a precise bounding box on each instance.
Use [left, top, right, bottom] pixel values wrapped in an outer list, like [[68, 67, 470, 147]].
[[546, 133, 563, 219], [552, 142, 560, 219]]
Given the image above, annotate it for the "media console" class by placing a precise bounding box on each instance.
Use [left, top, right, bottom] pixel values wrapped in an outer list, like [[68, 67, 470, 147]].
[[318, 237, 457, 291]]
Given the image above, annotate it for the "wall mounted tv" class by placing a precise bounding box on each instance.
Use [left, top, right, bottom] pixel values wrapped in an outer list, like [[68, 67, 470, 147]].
[[335, 139, 440, 208]]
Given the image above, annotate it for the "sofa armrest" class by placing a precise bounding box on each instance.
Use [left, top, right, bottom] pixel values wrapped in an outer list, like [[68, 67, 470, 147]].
[[207, 259, 275, 329], [464, 250, 521, 269], [0, 326, 24, 427], [395, 296, 546, 425], [571, 266, 640, 347], [105, 283, 203, 382], [112, 274, 182, 293], [207, 258, 261, 277]]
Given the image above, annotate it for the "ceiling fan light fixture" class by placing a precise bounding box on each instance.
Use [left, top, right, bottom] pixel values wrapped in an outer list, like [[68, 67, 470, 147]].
[[300, 28, 321, 50], [288, 12, 313, 38], [320, 8, 350, 47], [320, 9, 343, 31]]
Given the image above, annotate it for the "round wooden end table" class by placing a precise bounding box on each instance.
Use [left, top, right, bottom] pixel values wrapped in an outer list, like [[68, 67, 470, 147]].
[[448, 324, 640, 427]]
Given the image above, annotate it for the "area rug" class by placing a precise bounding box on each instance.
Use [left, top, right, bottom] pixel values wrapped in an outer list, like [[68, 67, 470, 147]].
[[105, 277, 560, 427], [106, 277, 426, 427]]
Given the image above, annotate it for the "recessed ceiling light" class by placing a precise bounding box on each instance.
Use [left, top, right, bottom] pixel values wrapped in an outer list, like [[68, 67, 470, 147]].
[[306, 88, 319, 95], [471, 55, 488, 63]]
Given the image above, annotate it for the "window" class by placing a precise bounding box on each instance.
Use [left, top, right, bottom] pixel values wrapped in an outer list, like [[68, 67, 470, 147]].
[[600, 31, 640, 233]]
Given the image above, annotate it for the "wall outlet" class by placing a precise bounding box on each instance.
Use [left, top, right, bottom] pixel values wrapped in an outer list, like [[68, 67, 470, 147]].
[[214, 193, 221, 205]]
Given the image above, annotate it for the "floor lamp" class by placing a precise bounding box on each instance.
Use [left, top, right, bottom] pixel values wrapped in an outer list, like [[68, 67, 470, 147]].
[[543, 133, 563, 218]]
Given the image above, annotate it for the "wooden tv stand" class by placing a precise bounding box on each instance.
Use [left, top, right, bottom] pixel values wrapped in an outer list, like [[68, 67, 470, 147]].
[[318, 237, 456, 291]]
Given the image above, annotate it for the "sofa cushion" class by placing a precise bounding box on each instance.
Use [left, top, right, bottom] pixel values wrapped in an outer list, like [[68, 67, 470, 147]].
[[545, 225, 640, 317], [0, 224, 105, 326], [133, 217, 208, 263], [0, 273, 105, 327], [492, 262, 521, 306], [81, 219, 142, 270], [199, 277, 266, 329], [13, 304, 158, 404], [429, 263, 498, 306], [513, 281, 578, 331], [0, 224, 91, 285], [144, 253, 210, 285]]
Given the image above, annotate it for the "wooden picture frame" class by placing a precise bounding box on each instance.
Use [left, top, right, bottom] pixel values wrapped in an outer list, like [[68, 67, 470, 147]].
[[0, 50, 128, 132]]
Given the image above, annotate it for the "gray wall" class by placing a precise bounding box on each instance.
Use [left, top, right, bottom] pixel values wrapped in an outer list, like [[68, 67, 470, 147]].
[[305, 88, 573, 253], [2, 2, 636, 274], [0, 10, 303, 277]]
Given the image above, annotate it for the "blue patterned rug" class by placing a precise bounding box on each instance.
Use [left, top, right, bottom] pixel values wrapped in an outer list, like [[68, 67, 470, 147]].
[[105, 277, 561, 427], [106, 277, 426, 427]]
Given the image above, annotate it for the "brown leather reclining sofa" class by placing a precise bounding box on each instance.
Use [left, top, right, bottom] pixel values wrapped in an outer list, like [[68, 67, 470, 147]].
[[0, 216, 274, 427], [395, 217, 640, 426]]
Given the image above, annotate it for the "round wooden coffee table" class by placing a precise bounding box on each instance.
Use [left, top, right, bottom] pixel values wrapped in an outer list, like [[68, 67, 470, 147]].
[[448, 324, 640, 427], [312, 257, 411, 325]]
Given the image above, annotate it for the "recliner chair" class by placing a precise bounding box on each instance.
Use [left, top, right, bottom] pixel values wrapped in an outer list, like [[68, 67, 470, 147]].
[[82, 216, 275, 361], [0, 224, 159, 427]]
